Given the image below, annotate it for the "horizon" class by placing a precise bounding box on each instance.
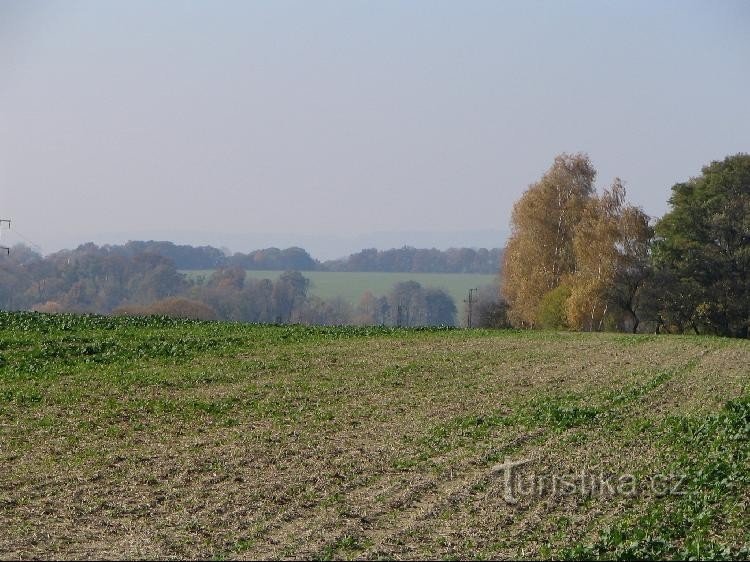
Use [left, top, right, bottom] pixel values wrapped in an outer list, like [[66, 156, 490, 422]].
[[2, 228, 509, 261], [2, 1, 748, 258]]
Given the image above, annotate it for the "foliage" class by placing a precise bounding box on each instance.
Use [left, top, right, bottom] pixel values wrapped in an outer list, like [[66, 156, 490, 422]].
[[470, 284, 512, 329], [228, 246, 318, 271], [503, 153, 596, 326], [652, 153, 750, 338], [562, 396, 750, 560], [73, 241, 504, 274], [502, 153, 657, 334], [108, 240, 226, 269], [537, 285, 572, 329], [114, 297, 218, 321], [294, 296, 354, 326], [0, 244, 188, 313], [567, 179, 653, 332], [322, 246, 503, 274], [1, 242, 487, 328], [386, 280, 457, 327]]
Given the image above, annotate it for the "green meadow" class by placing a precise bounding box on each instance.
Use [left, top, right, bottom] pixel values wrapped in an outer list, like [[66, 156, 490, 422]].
[[182, 270, 499, 305]]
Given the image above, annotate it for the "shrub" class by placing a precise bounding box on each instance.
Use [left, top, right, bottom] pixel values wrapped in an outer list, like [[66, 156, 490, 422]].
[[537, 285, 571, 329]]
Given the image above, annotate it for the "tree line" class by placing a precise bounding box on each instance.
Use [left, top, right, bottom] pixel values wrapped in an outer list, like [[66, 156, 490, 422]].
[[321, 247, 502, 274], [0, 245, 461, 326], [82, 241, 503, 274], [501, 153, 749, 338]]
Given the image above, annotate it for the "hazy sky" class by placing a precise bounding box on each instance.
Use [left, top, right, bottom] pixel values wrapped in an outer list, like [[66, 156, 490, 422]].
[[1, 0, 748, 257]]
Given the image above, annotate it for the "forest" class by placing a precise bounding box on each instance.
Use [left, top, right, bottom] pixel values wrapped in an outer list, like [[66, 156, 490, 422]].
[[0, 244, 469, 327]]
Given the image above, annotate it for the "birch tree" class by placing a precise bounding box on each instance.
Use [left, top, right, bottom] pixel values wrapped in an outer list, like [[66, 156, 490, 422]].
[[502, 153, 595, 326]]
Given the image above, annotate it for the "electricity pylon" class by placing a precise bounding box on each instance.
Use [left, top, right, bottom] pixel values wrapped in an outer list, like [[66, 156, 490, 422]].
[[0, 219, 10, 255], [464, 287, 478, 328]]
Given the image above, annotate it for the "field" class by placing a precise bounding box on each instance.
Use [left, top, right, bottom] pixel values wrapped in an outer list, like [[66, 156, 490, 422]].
[[181, 270, 499, 305], [1, 312, 748, 560]]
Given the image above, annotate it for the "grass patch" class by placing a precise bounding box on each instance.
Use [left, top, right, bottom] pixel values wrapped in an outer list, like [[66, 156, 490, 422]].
[[561, 395, 750, 560]]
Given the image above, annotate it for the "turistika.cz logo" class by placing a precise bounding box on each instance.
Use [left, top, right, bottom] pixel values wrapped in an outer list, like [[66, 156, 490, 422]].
[[491, 458, 687, 504]]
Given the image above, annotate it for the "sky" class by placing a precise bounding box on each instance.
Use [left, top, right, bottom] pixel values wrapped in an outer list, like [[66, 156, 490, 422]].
[[0, 0, 748, 259]]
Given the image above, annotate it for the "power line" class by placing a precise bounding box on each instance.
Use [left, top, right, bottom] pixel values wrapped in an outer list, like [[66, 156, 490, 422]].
[[10, 227, 44, 254], [0, 221, 46, 255]]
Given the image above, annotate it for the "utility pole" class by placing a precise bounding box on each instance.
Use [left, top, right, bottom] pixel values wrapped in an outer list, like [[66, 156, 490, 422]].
[[0, 219, 10, 255], [396, 299, 410, 328], [464, 287, 478, 329]]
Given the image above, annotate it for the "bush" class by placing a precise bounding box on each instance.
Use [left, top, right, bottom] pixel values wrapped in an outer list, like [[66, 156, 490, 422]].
[[537, 285, 571, 329]]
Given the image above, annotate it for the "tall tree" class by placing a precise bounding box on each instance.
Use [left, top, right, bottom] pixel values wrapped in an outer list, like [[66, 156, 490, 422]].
[[609, 202, 653, 333], [472, 284, 511, 329], [653, 154, 750, 338], [502, 153, 596, 326], [387, 281, 424, 326], [567, 180, 652, 332], [272, 270, 310, 323], [423, 288, 457, 326], [356, 291, 389, 325]]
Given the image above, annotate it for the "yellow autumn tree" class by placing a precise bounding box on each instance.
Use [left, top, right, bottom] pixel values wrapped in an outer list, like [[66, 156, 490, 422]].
[[567, 180, 652, 331], [566, 180, 624, 330], [502, 153, 596, 326]]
